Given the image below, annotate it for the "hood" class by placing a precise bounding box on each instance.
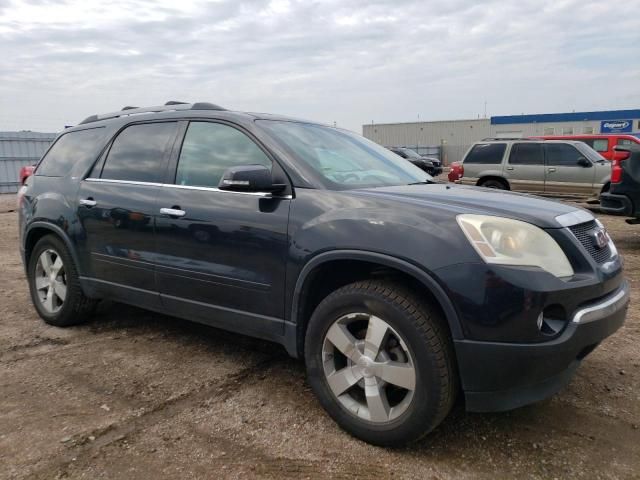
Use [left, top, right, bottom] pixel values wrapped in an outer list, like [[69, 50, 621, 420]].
[[353, 183, 592, 229]]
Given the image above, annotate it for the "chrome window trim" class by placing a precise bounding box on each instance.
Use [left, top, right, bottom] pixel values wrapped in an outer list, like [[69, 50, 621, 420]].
[[84, 177, 292, 198], [572, 282, 629, 324], [85, 178, 163, 187], [555, 210, 594, 227]]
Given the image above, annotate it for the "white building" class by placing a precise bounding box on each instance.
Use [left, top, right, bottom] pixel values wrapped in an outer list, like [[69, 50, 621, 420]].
[[363, 109, 640, 165]]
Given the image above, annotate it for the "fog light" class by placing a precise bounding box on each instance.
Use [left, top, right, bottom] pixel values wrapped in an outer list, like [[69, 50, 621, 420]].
[[536, 312, 544, 331]]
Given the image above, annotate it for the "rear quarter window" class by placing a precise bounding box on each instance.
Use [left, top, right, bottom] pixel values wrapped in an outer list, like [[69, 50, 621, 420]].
[[36, 127, 105, 177], [464, 143, 506, 164]]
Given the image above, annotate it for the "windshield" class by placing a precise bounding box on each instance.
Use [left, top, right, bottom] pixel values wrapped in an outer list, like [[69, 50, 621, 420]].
[[575, 142, 606, 162], [258, 120, 432, 189], [398, 148, 421, 159]]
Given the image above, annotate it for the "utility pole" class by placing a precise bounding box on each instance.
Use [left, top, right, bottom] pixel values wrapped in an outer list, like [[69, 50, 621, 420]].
[[483, 101, 487, 118]]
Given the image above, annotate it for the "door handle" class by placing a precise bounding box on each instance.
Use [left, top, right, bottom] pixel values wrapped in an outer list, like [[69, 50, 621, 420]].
[[79, 198, 97, 207], [547, 168, 556, 173], [160, 207, 186, 217], [506, 166, 514, 170]]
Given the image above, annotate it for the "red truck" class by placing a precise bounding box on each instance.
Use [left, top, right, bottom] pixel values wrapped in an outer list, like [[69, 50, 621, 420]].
[[537, 134, 640, 160]]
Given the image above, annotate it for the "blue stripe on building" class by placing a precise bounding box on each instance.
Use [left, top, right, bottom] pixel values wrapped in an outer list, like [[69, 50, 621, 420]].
[[491, 109, 640, 125]]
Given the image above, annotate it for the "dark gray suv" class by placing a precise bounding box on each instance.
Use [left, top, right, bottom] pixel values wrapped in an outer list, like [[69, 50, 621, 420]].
[[18, 102, 629, 446]]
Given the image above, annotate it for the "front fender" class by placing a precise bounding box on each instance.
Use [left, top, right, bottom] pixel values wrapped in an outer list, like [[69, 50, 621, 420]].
[[289, 248, 463, 339]]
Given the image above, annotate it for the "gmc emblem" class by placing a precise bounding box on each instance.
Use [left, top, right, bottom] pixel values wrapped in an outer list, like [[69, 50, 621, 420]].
[[592, 228, 609, 249]]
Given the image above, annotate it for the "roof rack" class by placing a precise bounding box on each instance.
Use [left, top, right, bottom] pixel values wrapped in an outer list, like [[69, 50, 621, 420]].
[[79, 101, 227, 125], [481, 137, 536, 141]]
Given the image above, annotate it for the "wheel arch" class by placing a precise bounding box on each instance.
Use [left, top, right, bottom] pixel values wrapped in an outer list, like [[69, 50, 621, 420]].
[[477, 176, 510, 190], [24, 222, 82, 276], [285, 250, 463, 358]]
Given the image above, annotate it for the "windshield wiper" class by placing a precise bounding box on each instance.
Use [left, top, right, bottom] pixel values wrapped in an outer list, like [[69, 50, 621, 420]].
[[408, 179, 436, 185]]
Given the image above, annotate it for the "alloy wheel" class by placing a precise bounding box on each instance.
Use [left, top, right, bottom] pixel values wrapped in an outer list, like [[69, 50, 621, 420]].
[[322, 312, 416, 423], [34, 249, 67, 314]]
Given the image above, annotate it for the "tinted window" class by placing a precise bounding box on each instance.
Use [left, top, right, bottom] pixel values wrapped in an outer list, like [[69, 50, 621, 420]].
[[545, 143, 584, 166], [37, 128, 105, 177], [592, 139, 609, 152], [617, 138, 635, 146], [508, 143, 544, 165], [175, 122, 271, 188], [101, 122, 177, 182], [464, 143, 506, 164]]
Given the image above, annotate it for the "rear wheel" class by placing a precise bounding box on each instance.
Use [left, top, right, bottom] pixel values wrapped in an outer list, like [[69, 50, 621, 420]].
[[479, 178, 507, 190], [304, 280, 456, 446], [27, 235, 97, 327]]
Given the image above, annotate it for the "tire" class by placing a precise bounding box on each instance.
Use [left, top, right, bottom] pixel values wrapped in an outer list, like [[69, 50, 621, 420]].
[[304, 280, 456, 446], [479, 178, 507, 190], [27, 234, 97, 327]]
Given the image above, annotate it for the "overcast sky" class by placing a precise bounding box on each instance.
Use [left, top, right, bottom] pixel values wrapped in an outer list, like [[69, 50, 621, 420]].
[[1, 0, 639, 133]]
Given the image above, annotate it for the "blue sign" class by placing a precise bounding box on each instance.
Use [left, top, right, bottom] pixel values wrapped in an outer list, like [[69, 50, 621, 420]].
[[601, 119, 633, 133]]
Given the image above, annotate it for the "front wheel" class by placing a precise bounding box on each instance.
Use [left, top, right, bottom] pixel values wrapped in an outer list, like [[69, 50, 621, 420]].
[[304, 280, 456, 446]]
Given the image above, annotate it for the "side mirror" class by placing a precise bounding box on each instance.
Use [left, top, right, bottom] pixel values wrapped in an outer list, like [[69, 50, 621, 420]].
[[577, 157, 592, 167], [218, 165, 285, 193]]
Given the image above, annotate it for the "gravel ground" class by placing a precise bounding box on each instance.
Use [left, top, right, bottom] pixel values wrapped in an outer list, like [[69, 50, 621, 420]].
[[1, 193, 639, 479]]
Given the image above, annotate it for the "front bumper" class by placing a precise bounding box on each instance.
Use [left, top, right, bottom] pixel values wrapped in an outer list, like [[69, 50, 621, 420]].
[[601, 192, 634, 216], [455, 281, 629, 412]]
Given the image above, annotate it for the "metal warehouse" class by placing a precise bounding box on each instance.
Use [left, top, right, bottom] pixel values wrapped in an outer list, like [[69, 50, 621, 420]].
[[0, 131, 56, 193], [363, 109, 640, 165]]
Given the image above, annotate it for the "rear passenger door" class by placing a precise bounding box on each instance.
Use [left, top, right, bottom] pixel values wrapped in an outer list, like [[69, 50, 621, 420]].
[[153, 121, 291, 339], [77, 121, 179, 309], [543, 143, 596, 196], [504, 143, 545, 193]]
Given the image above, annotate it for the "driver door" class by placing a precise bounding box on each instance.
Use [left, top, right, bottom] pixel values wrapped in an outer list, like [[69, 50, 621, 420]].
[[543, 143, 596, 196], [153, 121, 291, 339]]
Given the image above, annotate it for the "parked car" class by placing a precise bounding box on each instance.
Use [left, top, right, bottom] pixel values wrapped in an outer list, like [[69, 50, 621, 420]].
[[388, 147, 443, 176], [448, 161, 464, 182], [456, 139, 610, 198], [19, 165, 35, 185], [18, 102, 628, 446], [601, 144, 640, 223], [537, 134, 640, 161]]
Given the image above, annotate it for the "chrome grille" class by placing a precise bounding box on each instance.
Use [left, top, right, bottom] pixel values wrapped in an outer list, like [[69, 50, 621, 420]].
[[568, 220, 611, 264]]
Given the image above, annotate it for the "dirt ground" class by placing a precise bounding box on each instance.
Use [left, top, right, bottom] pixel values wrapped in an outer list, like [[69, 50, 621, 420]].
[[1, 193, 639, 479]]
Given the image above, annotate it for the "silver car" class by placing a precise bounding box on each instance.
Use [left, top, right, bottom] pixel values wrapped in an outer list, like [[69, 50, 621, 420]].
[[457, 139, 610, 198]]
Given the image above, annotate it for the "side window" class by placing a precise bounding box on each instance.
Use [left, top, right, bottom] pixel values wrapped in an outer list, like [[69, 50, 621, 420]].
[[464, 143, 506, 164], [545, 144, 584, 166], [617, 138, 635, 146], [592, 139, 609, 152], [175, 122, 271, 188], [508, 143, 544, 165], [101, 122, 178, 183], [37, 128, 105, 177]]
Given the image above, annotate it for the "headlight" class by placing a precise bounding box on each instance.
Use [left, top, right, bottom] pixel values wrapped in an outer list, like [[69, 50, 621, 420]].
[[457, 214, 574, 278]]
